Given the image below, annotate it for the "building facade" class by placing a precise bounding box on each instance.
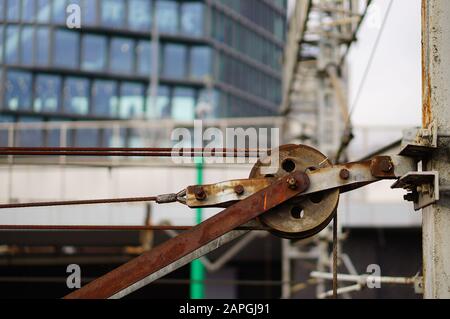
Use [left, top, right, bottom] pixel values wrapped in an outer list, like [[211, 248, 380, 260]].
[[0, 0, 286, 131]]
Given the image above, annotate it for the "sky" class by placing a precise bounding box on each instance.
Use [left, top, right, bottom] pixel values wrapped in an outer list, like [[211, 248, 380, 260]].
[[288, 0, 422, 127], [347, 0, 422, 127]]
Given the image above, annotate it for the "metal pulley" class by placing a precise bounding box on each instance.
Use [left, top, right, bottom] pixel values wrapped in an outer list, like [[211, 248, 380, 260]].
[[250, 144, 340, 239]]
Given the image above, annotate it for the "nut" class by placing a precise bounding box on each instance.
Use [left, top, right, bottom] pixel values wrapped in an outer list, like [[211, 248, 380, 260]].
[[287, 177, 297, 189], [234, 185, 245, 195], [380, 158, 394, 173], [194, 187, 207, 201], [339, 169, 350, 180]]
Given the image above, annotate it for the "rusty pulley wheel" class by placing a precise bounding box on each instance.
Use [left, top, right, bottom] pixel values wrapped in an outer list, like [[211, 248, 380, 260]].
[[250, 144, 340, 239]]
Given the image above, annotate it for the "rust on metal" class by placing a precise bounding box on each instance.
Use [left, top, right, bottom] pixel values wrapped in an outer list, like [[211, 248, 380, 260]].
[[193, 186, 207, 201], [339, 169, 350, 180], [64, 171, 310, 299], [186, 178, 270, 208], [0, 225, 269, 231], [234, 185, 245, 195], [421, 0, 433, 129], [370, 156, 396, 179]]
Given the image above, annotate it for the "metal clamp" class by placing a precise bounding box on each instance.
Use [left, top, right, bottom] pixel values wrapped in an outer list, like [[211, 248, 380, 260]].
[[392, 171, 440, 210]]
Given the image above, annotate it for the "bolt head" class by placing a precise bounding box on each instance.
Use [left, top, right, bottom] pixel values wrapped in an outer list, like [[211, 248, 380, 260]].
[[287, 177, 297, 189], [194, 187, 207, 201], [340, 169, 350, 180], [234, 185, 245, 195], [380, 159, 394, 173]]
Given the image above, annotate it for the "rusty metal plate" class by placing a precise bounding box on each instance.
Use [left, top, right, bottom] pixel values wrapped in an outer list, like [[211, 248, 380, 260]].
[[250, 144, 340, 239], [186, 178, 271, 208]]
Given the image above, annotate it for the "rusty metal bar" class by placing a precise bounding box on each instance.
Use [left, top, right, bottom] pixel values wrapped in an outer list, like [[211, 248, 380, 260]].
[[0, 196, 158, 209], [64, 171, 310, 299], [0, 225, 269, 231], [0, 147, 266, 158]]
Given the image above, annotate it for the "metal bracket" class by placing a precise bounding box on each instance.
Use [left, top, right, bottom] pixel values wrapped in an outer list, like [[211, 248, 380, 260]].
[[391, 171, 440, 210], [399, 122, 438, 157]]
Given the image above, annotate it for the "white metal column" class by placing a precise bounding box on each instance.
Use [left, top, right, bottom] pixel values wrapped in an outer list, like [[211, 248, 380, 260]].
[[421, 0, 450, 299]]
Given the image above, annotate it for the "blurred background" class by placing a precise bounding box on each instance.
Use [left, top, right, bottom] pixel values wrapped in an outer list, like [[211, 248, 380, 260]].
[[0, 0, 423, 299]]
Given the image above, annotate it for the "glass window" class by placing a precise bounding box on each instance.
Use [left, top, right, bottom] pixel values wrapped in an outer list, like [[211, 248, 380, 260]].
[[0, 26, 3, 62], [129, 0, 152, 30], [156, 0, 178, 34], [137, 40, 151, 76], [83, 0, 97, 25], [197, 88, 218, 118], [92, 80, 118, 117], [110, 37, 134, 74], [53, 0, 67, 23], [5, 25, 19, 64], [73, 129, 99, 147], [119, 82, 145, 119], [21, 26, 34, 65], [190, 46, 211, 79], [16, 117, 44, 147], [63, 77, 89, 115], [6, 0, 20, 21], [172, 87, 195, 120], [101, 0, 125, 27], [82, 34, 106, 71], [0, 0, 4, 21], [146, 85, 170, 119], [36, 27, 50, 65], [53, 30, 79, 69], [181, 2, 204, 37], [5, 71, 32, 110], [163, 44, 186, 79], [34, 74, 62, 112], [37, 0, 51, 22], [22, 0, 35, 22]]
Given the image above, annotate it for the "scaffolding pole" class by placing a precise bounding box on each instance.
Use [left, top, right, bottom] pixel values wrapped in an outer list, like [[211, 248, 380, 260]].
[[421, 0, 450, 299]]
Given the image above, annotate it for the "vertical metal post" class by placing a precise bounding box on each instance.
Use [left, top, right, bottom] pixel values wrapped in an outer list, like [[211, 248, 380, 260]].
[[281, 239, 291, 299], [421, 0, 450, 299]]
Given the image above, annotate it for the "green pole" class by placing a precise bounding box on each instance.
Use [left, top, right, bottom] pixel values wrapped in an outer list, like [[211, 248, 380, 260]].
[[190, 158, 205, 299]]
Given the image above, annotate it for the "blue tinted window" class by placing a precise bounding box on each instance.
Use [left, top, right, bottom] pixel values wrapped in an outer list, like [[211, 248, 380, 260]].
[[163, 44, 186, 79], [137, 40, 151, 76], [120, 82, 145, 119], [7, 0, 20, 21], [0, 26, 3, 62], [92, 80, 118, 117], [5, 71, 32, 110], [74, 129, 99, 147], [63, 77, 89, 115], [37, 0, 51, 22], [0, 0, 4, 20], [36, 27, 50, 65], [82, 34, 106, 71], [172, 87, 195, 120], [5, 25, 19, 64], [156, 0, 178, 34], [146, 85, 170, 119], [101, 0, 125, 27], [53, 0, 67, 23], [15, 117, 44, 147], [34, 74, 62, 112], [83, 0, 98, 25], [190, 46, 211, 79], [53, 30, 79, 69], [21, 27, 34, 65], [22, 0, 36, 22], [129, 0, 152, 30], [110, 38, 134, 74], [181, 2, 204, 36]]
